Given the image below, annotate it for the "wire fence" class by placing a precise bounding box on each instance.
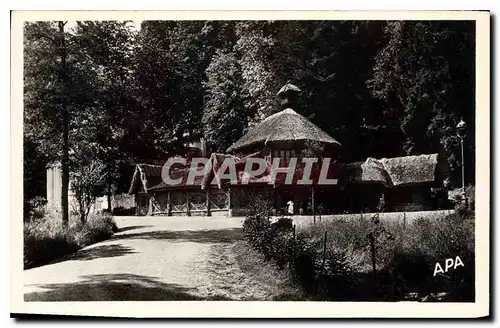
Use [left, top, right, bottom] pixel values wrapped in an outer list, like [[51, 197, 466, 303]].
[[292, 209, 453, 231]]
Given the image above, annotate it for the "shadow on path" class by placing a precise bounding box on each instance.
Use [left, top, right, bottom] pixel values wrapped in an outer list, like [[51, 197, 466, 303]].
[[58, 244, 137, 262], [113, 228, 243, 244], [25, 273, 231, 301], [116, 225, 152, 233]]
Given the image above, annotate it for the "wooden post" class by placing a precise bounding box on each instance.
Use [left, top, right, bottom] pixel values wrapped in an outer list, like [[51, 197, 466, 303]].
[[206, 188, 211, 216], [369, 232, 377, 291], [107, 182, 112, 212], [271, 188, 276, 215], [322, 230, 328, 274], [403, 211, 406, 230], [312, 186, 316, 224], [147, 196, 153, 216], [186, 192, 191, 217], [227, 187, 232, 217], [135, 194, 139, 216], [167, 190, 172, 216], [292, 224, 296, 261]]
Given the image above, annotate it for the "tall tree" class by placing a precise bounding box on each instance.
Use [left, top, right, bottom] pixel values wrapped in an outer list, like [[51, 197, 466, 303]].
[[24, 21, 75, 226], [291, 21, 386, 162], [24, 21, 126, 222], [130, 21, 228, 159], [232, 21, 387, 162], [202, 49, 248, 152], [368, 21, 475, 185], [58, 21, 70, 226], [234, 21, 284, 126], [72, 20, 136, 201]]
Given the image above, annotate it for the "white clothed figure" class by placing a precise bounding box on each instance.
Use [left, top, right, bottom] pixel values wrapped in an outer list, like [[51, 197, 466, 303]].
[[287, 200, 294, 215]]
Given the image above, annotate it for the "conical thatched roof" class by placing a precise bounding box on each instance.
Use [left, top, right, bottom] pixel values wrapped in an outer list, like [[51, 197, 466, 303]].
[[226, 108, 341, 153]]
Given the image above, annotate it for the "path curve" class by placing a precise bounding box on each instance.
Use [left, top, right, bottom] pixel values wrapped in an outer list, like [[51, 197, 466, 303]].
[[24, 216, 257, 301]]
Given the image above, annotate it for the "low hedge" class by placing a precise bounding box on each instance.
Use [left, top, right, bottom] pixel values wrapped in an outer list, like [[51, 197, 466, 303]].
[[243, 215, 362, 300], [24, 212, 117, 269]]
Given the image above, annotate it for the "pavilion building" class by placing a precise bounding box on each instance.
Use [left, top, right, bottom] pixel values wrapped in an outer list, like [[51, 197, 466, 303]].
[[128, 84, 449, 216]]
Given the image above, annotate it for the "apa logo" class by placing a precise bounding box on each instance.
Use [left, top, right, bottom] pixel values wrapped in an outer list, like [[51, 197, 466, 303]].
[[433, 256, 465, 277]]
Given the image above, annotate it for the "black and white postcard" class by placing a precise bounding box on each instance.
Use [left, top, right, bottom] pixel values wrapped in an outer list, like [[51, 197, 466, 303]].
[[10, 10, 490, 318]]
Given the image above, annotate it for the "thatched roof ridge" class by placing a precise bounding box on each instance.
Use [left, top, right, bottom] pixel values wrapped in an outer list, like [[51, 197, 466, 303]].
[[226, 108, 341, 153], [148, 153, 263, 191], [344, 154, 440, 187], [343, 158, 391, 186], [148, 165, 206, 191], [128, 163, 163, 194], [381, 153, 438, 187]]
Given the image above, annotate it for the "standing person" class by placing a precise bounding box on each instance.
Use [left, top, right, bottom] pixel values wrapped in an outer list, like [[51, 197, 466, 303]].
[[287, 200, 294, 217]]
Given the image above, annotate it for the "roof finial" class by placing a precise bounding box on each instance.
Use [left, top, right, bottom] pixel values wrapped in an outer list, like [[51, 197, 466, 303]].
[[277, 83, 301, 110]]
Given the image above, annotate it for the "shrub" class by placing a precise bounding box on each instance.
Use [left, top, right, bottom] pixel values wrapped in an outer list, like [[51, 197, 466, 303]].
[[269, 226, 294, 269], [24, 211, 117, 269], [271, 217, 293, 232], [74, 212, 117, 246], [291, 234, 319, 294], [24, 196, 48, 222], [243, 215, 271, 244], [242, 214, 360, 300], [269, 209, 476, 302], [246, 192, 274, 217], [452, 185, 475, 215], [317, 250, 361, 300], [112, 206, 136, 216], [387, 211, 475, 301], [24, 216, 80, 269]]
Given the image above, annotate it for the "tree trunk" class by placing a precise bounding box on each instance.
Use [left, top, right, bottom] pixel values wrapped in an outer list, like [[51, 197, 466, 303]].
[[59, 21, 70, 228], [80, 211, 86, 225], [312, 185, 315, 222], [107, 181, 112, 212]]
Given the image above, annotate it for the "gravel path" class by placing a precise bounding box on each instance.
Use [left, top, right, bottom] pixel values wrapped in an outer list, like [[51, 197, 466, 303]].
[[23, 216, 289, 301]]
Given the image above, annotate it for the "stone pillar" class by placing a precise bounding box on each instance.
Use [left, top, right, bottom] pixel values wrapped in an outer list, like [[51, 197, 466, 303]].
[[46, 167, 54, 206]]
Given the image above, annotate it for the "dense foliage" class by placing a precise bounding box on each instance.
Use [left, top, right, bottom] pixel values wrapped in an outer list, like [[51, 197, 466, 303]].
[[24, 20, 476, 210]]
